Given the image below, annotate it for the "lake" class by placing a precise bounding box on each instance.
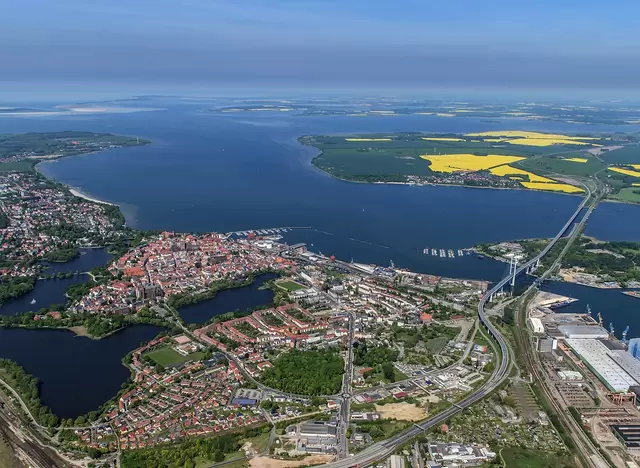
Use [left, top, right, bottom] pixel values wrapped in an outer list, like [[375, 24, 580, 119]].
[[0, 276, 88, 316], [179, 272, 278, 325], [1, 248, 111, 316], [40, 248, 112, 275], [0, 325, 164, 419]]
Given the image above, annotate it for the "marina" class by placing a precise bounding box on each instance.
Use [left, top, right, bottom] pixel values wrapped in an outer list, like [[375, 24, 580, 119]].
[[422, 247, 472, 258], [228, 226, 311, 237]]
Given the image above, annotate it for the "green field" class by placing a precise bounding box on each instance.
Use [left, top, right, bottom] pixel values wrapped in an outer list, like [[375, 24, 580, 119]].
[[600, 145, 640, 164], [608, 186, 640, 203], [501, 447, 573, 468], [276, 280, 306, 292], [145, 347, 205, 367], [516, 153, 606, 177]]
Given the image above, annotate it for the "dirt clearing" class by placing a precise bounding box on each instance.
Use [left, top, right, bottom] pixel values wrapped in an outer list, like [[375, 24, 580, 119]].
[[375, 402, 426, 421], [249, 455, 334, 468]]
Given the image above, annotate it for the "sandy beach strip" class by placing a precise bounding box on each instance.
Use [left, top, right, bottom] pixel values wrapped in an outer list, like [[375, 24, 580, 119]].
[[69, 188, 117, 206]]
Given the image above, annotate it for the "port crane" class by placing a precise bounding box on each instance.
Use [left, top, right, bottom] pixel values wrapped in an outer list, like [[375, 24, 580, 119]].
[[622, 326, 630, 345], [609, 322, 615, 337], [586, 304, 592, 316], [597, 312, 603, 327]]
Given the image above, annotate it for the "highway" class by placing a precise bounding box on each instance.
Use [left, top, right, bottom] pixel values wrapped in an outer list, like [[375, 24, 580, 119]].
[[336, 310, 356, 459], [321, 187, 592, 468]]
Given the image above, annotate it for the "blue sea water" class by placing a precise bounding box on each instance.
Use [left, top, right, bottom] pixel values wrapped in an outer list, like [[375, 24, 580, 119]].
[[5, 101, 614, 278]]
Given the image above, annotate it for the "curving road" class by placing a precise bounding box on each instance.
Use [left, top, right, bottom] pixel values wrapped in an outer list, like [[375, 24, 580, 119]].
[[321, 187, 592, 468]]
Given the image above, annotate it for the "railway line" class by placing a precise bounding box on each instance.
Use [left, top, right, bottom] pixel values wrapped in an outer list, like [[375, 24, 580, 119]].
[[322, 186, 592, 468]]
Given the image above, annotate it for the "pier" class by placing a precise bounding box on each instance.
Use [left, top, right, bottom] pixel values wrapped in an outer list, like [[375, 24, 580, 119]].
[[422, 247, 472, 258], [227, 226, 312, 236]]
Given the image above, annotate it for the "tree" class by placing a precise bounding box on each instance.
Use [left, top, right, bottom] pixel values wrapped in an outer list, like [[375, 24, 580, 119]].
[[381, 362, 395, 382]]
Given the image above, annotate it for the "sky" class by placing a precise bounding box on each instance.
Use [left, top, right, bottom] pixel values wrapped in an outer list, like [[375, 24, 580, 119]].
[[1, 0, 640, 93]]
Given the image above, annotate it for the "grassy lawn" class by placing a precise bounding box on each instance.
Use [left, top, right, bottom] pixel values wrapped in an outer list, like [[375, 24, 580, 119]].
[[393, 368, 409, 381], [357, 420, 412, 442], [145, 347, 205, 367], [501, 447, 571, 468], [609, 186, 640, 203], [243, 431, 271, 453], [0, 160, 36, 172], [195, 454, 247, 468], [0, 434, 20, 468], [276, 280, 306, 292], [425, 337, 449, 354]]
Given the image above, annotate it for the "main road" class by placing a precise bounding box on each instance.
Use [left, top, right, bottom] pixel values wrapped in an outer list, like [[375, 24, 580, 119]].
[[321, 186, 592, 468]]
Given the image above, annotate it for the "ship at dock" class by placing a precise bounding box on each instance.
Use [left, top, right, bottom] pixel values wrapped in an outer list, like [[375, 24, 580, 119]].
[[622, 291, 640, 300]]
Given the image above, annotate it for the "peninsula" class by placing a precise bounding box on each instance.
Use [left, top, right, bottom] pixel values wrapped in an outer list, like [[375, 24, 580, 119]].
[[302, 130, 640, 202], [0, 130, 149, 172]]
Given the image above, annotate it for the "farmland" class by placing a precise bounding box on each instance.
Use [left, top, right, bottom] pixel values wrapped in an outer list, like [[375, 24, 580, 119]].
[[419, 154, 525, 173], [302, 131, 640, 201]]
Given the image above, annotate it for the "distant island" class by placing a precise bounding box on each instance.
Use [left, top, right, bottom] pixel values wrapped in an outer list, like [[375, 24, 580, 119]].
[[0, 130, 150, 172], [301, 130, 640, 203], [214, 98, 640, 126]]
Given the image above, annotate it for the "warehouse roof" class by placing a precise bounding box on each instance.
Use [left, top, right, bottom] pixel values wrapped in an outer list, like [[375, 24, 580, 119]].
[[558, 325, 609, 339], [565, 339, 639, 392]]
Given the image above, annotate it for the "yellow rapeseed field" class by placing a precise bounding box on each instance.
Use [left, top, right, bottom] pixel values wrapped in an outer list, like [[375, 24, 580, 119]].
[[483, 138, 505, 143], [465, 131, 598, 140], [630, 164, 640, 170], [465, 131, 599, 147], [345, 138, 391, 142], [504, 138, 591, 147], [521, 182, 584, 193], [420, 154, 525, 173], [633, 183, 640, 187], [562, 157, 589, 163], [489, 165, 554, 183], [608, 167, 640, 178], [421, 137, 465, 142]]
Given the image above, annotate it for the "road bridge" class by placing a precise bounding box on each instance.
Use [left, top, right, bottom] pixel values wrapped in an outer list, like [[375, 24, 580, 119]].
[[321, 187, 592, 468]]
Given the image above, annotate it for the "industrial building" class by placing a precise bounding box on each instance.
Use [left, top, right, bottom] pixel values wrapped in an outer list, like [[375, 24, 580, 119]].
[[629, 338, 640, 360], [611, 425, 640, 453], [299, 421, 338, 438], [558, 325, 609, 340], [565, 339, 640, 392], [527, 317, 544, 334], [387, 455, 406, 468], [557, 370, 583, 381], [536, 337, 557, 353], [427, 441, 496, 466]]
